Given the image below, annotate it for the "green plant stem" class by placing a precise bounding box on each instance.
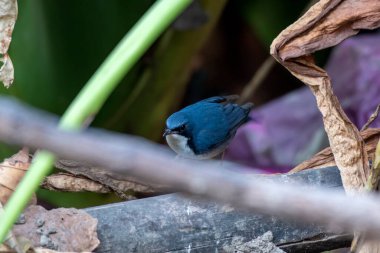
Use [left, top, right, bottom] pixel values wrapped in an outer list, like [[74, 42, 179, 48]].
[[0, 0, 192, 243]]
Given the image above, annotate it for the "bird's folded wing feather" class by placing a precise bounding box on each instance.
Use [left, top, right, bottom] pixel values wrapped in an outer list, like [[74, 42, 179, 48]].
[[223, 103, 250, 133], [198, 95, 239, 104]]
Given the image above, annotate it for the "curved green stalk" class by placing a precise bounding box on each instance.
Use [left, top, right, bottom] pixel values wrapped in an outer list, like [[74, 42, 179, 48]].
[[0, 0, 192, 242]]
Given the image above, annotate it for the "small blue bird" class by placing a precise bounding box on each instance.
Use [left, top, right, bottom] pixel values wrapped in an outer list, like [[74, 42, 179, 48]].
[[163, 95, 253, 159]]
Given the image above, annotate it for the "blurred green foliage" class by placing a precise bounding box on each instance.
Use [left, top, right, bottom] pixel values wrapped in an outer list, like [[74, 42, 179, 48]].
[[7, 1, 152, 114], [238, 0, 307, 46], [238, 0, 331, 67], [2, 0, 153, 159]]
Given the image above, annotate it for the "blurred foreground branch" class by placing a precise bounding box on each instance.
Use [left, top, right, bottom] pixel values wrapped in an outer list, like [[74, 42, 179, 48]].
[[1, 97, 380, 238]]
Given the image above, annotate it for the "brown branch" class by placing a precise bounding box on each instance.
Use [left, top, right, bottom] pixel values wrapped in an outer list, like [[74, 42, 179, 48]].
[[361, 104, 380, 132], [2, 97, 380, 238]]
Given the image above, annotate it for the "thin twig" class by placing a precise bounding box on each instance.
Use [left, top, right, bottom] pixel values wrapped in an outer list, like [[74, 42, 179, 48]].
[[238, 57, 275, 103], [2, 98, 380, 238], [352, 105, 380, 251], [361, 104, 380, 131]]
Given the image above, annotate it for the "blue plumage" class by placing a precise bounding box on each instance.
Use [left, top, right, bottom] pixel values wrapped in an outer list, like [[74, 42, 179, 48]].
[[164, 95, 253, 159]]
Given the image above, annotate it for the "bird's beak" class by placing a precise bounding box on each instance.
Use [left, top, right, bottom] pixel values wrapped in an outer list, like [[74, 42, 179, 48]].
[[163, 129, 172, 137]]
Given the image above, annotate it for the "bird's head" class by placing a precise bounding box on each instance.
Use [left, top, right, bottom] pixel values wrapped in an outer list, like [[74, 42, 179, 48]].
[[163, 112, 191, 138]]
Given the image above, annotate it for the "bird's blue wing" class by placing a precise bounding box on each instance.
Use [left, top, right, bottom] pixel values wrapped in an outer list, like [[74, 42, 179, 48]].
[[223, 103, 251, 133], [197, 95, 239, 104], [186, 102, 231, 154], [181, 96, 252, 155], [192, 126, 230, 154]]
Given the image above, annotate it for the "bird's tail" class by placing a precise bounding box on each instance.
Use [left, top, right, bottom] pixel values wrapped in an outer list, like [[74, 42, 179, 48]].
[[241, 102, 254, 110], [242, 102, 255, 123], [223, 94, 240, 102]]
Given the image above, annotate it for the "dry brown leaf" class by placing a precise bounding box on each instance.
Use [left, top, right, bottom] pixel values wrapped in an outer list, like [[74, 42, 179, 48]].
[[0, 148, 32, 204], [0, 243, 12, 252], [42, 173, 111, 194], [33, 248, 61, 253], [0, 201, 29, 253], [271, 0, 380, 194], [272, 0, 380, 61], [291, 128, 380, 173], [271, 0, 380, 251], [0, 53, 13, 86], [0, 0, 17, 87], [55, 160, 159, 199], [1, 245, 64, 253], [0, 244, 10, 251], [13, 205, 99, 252]]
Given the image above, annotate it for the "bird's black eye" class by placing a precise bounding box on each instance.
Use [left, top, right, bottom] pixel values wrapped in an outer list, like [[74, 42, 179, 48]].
[[173, 124, 186, 132], [175, 125, 185, 132]]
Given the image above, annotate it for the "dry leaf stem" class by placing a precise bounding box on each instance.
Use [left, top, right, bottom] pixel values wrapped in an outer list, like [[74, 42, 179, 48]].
[[364, 109, 380, 192], [352, 128, 380, 252], [361, 104, 380, 132], [308, 80, 369, 192]]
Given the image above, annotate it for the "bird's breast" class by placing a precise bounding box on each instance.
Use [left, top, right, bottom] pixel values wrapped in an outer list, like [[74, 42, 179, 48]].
[[166, 133, 229, 160], [165, 134, 196, 158]]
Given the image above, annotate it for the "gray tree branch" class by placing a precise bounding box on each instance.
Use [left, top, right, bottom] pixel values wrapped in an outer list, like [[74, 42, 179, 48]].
[[0, 97, 380, 238]]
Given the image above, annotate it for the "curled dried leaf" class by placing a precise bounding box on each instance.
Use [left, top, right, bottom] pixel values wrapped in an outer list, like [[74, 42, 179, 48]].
[[271, 1, 380, 251], [0, 148, 31, 204], [0, 243, 11, 252], [42, 173, 111, 193], [0, 53, 13, 87], [0, 0, 17, 87], [34, 248, 61, 253], [55, 160, 160, 199], [272, 0, 380, 61], [270, 0, 380, 194]]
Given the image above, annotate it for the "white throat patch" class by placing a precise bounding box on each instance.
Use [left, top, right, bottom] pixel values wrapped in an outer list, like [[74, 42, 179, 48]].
[[165, 134, 195, 158]]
